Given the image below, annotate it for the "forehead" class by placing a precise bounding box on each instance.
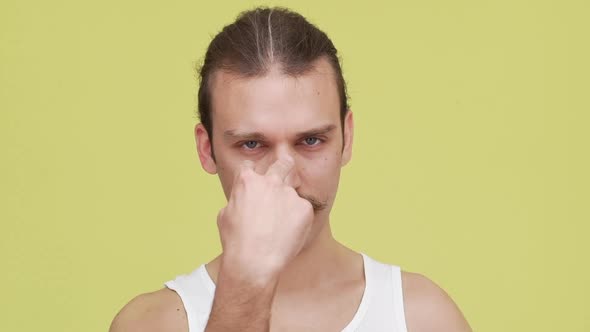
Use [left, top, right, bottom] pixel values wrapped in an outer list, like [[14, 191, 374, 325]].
[[209, 58, 341, 135]]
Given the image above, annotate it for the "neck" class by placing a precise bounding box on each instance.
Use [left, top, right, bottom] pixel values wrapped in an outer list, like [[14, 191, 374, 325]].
[[275, 220, 346, 290]]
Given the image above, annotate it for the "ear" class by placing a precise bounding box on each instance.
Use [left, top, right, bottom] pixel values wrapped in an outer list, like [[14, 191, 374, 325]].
[[195, 123, 217, 174], [341, 110, 354, 166]]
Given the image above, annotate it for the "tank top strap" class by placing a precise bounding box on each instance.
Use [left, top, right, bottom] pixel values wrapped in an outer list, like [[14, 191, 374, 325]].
[[390, 264, 408, 331], [165, 265, 214, 332], [349, 253, 408, 332]]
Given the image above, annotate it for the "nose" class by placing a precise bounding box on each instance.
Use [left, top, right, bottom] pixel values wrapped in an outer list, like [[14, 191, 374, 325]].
[[268, 147, 301, 189], [283, 161, 302, 189]]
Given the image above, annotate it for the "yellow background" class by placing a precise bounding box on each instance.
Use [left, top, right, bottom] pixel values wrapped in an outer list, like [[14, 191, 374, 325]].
[[1, 0, 588, 331]]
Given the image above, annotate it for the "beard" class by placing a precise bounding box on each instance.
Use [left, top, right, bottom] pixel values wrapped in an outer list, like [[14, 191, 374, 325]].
[[298, 192, 328, 212]]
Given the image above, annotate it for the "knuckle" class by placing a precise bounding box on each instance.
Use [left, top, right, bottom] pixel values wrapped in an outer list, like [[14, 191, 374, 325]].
[[268, 174, 283, 185], [298, 198, 313, 213], [282, 185, 297, 197], [263, 171, 282, 186], [301, 200, 314, 214]]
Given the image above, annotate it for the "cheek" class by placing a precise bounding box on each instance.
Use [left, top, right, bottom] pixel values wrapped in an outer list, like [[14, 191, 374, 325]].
[[215, 153, 241, 179], [300, 154, 341, 182], [215, 162, 238, 199]]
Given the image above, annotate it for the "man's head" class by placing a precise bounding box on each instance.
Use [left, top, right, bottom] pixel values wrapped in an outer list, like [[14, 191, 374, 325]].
[[197, 7, 349, 154], [195, 7, 353, 226]]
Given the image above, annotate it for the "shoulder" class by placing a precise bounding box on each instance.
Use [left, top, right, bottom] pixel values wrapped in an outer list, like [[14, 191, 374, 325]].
[[401, 271, 472, 332], [109, 288, 188, 332]]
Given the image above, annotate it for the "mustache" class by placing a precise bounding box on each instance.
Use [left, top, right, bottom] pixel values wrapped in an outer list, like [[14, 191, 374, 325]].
[[298, 193, 327, 212]]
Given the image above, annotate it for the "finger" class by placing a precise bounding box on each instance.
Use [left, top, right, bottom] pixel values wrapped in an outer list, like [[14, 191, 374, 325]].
[[234, 159, 255, 182], [266, 156, 294, 183]]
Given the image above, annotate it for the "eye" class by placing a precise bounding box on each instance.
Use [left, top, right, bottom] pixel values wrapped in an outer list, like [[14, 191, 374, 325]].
[[242, 141, 259, 149], [303, 137, 321, 146]]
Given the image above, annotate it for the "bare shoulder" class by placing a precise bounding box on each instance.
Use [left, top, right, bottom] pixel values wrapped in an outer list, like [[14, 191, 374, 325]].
[[109, 288, 188, 332], [401, 271, 472, 332]]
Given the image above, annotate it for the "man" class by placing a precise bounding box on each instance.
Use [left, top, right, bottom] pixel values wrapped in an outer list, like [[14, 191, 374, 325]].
[[110, 7, 471, 332]]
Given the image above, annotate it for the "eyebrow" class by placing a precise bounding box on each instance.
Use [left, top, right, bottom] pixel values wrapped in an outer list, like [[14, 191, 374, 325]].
[[223, 124, 337, 141]]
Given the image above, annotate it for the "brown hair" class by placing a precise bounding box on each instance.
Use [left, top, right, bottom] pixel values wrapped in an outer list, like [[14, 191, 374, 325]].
[[197, 7, 349, 152]]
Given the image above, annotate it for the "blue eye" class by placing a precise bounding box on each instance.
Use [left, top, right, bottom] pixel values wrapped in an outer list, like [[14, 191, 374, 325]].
[[243, 141, 259, 149], [304, 137, 320, 146]]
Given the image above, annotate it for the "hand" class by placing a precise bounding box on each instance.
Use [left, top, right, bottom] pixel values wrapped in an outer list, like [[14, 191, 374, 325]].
[[216, 157, 314, 284]]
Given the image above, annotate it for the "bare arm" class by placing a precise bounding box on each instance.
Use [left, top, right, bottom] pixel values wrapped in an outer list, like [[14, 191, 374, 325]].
[[403, 272, 472, 332], [205, 158, 313, 331], [205, 262, 279, 331], [108, 289, 188, 332]]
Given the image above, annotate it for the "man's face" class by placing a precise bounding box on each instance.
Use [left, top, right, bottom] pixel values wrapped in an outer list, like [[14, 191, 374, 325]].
[[195, 58, 353, 227]]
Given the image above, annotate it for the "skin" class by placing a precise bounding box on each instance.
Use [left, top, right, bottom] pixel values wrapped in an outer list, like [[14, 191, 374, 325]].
[[109, 58, 472, 332]]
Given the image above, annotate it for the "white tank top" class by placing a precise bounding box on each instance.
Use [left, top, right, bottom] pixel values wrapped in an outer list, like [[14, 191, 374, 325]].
[[165, 253, 408, 332]]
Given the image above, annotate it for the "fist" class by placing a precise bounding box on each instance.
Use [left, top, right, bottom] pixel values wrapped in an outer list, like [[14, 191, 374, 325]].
[[217, 157, 314, 281]]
